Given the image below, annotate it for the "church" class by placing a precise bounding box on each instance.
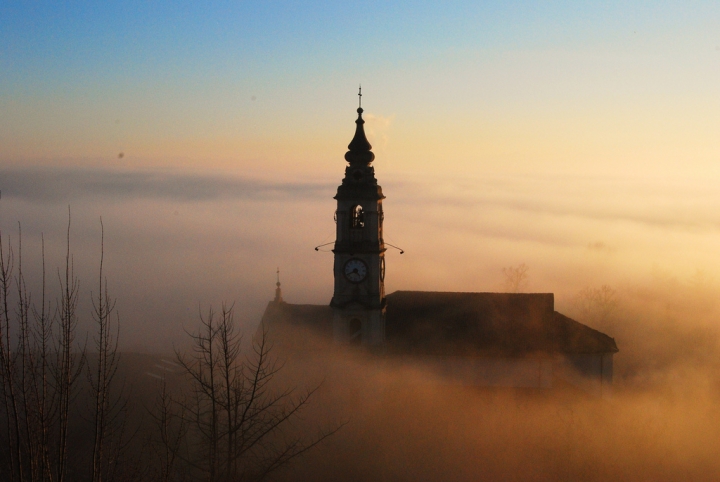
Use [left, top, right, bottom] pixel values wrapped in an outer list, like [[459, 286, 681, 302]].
[[262, 94, 618, 397]]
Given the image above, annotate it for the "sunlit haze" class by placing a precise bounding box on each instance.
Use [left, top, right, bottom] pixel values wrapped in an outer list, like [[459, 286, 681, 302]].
[[2, 1, 720, 353]]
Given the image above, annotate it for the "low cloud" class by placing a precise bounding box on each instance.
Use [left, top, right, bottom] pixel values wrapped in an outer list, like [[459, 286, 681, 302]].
[[0, 166, 332, 204], [5, 166, 718, 234], [2, 165, 719, 351], [388, 174, 720, 231]]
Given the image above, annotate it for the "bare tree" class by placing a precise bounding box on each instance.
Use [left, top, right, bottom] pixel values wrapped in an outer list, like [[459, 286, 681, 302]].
[[0, 211, 131, 482], [0, 224, 25, 481], [502, 263, 529, 293], [572, 285, 618, 327], [0, 224, 67, 482], [154, 305, 340, 482], [148, 377, 187, 482], [0, 221, 61, 481], [88, 218, 126, 482], [54, 208, 85, 482], [0, 210, 335, 482], [28, 234, 55, 482]]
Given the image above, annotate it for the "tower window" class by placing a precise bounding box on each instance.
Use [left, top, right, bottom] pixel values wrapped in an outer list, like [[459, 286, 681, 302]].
[[350, 205, 365, 229], [349, 318, 362, 345]]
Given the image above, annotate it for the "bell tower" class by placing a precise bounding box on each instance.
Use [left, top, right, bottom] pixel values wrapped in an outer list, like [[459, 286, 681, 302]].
[[330, 89, 386, 346]]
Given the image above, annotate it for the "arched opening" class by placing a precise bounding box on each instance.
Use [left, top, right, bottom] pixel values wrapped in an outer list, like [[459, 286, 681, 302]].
[[350, 205, 365, 229], [349, 318, 362, 345]]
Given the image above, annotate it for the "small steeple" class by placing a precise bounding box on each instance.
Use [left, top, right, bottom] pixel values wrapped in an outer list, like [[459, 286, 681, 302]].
[[274, 268, 283, 303], [344, 86, 375, 165]]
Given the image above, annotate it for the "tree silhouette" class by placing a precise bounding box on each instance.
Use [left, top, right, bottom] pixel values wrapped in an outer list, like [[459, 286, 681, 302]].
[[502, 263, 529, 293], [151, 306, 340, 482], [572, 285, 618, 327]]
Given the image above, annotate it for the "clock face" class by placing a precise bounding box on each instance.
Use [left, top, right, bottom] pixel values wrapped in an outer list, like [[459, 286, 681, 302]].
[[344, 258, 368, 283]]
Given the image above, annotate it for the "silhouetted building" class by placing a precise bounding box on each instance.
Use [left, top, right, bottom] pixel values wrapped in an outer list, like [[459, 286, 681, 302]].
[[262, 94, 618, 397]]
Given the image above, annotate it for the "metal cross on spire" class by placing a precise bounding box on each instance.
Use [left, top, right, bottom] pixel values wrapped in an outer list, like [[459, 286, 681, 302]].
[[358, 85, 362, 108]]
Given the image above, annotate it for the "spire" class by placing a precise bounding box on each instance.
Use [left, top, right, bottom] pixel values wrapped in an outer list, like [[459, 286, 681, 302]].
[[344, 86, 375, 165], [274, 268, 283, 303]]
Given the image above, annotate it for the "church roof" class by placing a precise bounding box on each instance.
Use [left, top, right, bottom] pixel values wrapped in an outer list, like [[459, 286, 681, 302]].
[[261, 290, 618, 357], [384, 291, 618, 356]]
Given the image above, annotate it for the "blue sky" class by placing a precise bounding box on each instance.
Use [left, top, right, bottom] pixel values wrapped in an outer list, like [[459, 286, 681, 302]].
[[3, 1, 720, 177]]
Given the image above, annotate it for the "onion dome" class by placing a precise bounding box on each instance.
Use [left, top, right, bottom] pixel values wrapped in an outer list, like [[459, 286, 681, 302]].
[[344, 89, 375, 165]]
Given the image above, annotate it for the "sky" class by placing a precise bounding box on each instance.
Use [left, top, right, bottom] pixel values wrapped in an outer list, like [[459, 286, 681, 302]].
[[2, 1, 720, 351]]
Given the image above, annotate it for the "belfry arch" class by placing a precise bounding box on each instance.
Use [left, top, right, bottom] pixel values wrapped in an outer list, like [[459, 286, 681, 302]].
[[350, 205, 365, 229]]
